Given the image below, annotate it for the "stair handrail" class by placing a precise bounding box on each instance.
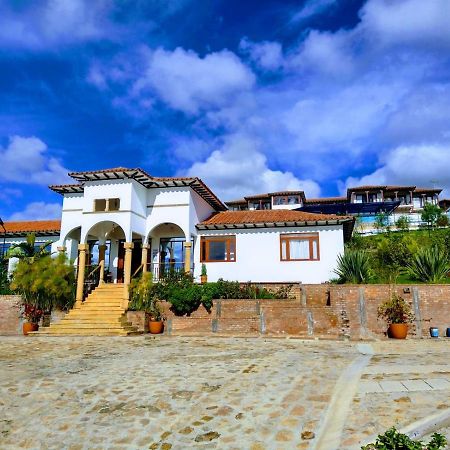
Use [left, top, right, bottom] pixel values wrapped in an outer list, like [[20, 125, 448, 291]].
[[132, 263, 144, 279]]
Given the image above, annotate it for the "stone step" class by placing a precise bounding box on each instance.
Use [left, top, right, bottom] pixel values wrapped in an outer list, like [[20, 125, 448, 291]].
[[47, 323, 136, 330], [30, 330, 137, 336]]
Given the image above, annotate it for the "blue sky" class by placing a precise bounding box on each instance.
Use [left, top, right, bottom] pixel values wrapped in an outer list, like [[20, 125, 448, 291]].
[[1, 0, 450, 220]]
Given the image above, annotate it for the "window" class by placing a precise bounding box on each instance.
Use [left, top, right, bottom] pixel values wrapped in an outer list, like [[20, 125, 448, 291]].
[[93, 198, 120, 212], [94, 199, 107, 212], [273, 195, 301, 206], [200, 236, 236, 262], [354, 194, 364, 203], [109, 198, 120, 211], [280, 234, 319, 261]]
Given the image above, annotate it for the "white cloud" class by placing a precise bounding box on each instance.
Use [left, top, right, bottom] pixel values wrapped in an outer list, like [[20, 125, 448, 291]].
[[239, 38, 284, 71], [0, 0, 118, 50], [131, 47, 255, 114], [360, 0, 450, 49], [345, 144, 450, 197], [8, 202, 62, 221], [0, 136, 70, 185], [291, 0, 337, 23], [182, 134, 321, 200]]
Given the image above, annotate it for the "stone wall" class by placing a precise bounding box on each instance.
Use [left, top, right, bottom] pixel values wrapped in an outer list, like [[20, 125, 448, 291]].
[[0, 295, 21, 335]]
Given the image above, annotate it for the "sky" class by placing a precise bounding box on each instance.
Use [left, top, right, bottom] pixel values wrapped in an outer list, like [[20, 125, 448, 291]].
[[1, 0, 450, 221]]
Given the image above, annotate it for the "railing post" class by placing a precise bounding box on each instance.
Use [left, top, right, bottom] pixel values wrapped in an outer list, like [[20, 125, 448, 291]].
[[98, 244, 107, 284], [123, 242, 134, 308], [76, 244, 89, 306], [141, 243, 150, 273], [184, 242, 192, 274]]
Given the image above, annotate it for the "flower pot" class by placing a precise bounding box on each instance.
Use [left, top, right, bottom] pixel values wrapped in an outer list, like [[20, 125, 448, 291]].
[[430, 327, 439, 338], [22, 322, 39, 336], [200, 275, 207, 284], [149, 320, 164, 334], [388, 323, 408, 339]]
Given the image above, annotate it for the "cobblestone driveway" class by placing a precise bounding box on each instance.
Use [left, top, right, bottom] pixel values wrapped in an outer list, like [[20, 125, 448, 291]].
[[0, 336, 449, 449]]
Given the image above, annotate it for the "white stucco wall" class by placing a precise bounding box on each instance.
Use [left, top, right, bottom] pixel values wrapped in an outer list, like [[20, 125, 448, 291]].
[[194, 225, 344, 283]]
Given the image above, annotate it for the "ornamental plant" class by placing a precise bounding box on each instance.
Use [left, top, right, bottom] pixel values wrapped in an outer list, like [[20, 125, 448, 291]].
[[407, 246, 450, 283], [20, 304, 44, 324], [361, 427, 446, 450], [377, 294, 414, 325], [334, 250, 372, 284]]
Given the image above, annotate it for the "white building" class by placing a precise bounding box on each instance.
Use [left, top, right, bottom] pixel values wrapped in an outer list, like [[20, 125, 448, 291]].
[[3, 168, 354, 308]]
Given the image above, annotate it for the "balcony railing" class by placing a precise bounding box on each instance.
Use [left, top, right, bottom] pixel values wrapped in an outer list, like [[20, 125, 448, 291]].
[[147, 262, 189, 282]]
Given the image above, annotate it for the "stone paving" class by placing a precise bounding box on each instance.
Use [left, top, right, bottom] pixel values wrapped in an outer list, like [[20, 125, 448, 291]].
[[0, 336, 449, 450]]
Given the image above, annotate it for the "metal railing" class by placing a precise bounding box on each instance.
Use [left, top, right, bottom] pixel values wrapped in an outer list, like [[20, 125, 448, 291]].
[[147, 262, 186, 281], [82, 260, 105, 299]]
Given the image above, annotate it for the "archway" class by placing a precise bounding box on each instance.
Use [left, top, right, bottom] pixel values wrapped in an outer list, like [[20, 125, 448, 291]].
[[147, 223, 190, 280]]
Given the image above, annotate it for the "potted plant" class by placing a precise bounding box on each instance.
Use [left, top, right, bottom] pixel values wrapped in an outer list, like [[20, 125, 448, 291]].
[[200, 263, 208, 284], [148, 298, 165, 334], [377, 294, 414, 339], [21, 304, 43, 335]]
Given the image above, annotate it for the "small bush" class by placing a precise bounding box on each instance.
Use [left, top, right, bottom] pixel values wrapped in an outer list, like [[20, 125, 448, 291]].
[[377, 294, 414, 325], [361, 427, 446, 450], [334, 250, 372, 284], [407, 246, 450, 283]]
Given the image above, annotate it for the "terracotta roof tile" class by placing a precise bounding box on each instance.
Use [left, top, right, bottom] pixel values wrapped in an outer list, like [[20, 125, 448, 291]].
[[3, 220, 61, 234], [198, 210, 352, 226], [305, 196, 347, 204]]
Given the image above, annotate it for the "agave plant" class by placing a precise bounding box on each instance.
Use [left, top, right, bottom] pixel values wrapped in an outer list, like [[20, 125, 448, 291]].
[[334, 249, 372, 284], [407, 246, 450, 283]]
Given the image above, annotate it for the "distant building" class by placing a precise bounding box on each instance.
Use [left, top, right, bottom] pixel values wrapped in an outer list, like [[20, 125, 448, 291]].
[[226, 185, 443, 234]]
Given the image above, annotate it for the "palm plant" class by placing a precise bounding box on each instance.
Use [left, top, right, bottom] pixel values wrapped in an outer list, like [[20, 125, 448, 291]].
[[334, 249, 372, 284], [407, 246, 450, 283], [6, 233, 51, 261]]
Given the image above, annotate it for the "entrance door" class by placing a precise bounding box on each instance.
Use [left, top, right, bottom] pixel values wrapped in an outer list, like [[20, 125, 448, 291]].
[[117, 240, 144, 283]]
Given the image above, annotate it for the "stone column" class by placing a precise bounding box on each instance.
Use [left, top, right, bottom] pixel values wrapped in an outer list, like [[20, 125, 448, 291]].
[[123, 242, 134, 305], [184, 242, 192, 274], [141, 244, 150, 273], [98, 244, 107, 284], [75, 244, 89, 306]]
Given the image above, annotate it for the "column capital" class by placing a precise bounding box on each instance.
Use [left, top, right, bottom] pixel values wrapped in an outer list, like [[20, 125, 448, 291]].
[[184, 242, 192, 248], [57, 246, 66, 253], [124, 242, 134, 250], [78, 243, 89, 251], [141, 243, 150, 249], [98, 244, 107, 250]]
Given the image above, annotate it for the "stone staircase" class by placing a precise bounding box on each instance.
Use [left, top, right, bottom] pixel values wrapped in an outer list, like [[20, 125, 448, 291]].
[[31, 284, 139, 336]]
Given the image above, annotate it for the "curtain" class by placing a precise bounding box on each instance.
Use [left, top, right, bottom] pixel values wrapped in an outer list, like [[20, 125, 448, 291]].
[[289, 239, 310, 259]]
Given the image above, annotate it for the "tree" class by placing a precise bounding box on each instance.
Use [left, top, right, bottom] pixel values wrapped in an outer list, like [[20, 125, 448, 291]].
[[0, 257, 12, 294], [10, 254, 76, 312], [6, 233, 51, 261], [395, 215, 410, 232], [374, 212, 390, 233], [421, 203, 443, 230], [436, 214, 449, 228]]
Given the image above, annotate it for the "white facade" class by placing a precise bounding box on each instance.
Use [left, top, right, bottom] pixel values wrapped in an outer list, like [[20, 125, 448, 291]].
[[193, 225, 344, 283], [4, 168, 350, 285]]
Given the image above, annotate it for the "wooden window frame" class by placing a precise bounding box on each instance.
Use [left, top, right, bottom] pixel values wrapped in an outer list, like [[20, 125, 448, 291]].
[[200, 236, 236, 263], [280, 233, 320, 262]]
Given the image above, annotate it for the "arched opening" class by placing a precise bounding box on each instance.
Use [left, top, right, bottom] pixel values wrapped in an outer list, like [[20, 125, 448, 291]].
[[85, 221, 126, 283], [62, 226, 82, 264], [147, 223, 191, 280]]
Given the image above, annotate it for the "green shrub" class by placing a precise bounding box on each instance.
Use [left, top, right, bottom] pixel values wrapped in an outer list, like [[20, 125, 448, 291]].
[[334, 250, 372, 284], [377, 294, 414, 325], [128, 272, 153, 311], [361, 427, 446, 450], [0, 258, 12, 295], [407, 246, 450, 283], [10, 254, 76, 312]]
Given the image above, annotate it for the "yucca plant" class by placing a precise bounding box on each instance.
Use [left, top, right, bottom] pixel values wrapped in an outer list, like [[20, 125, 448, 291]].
[[407, 246, 450, 283], [334, 250, 372, 284]]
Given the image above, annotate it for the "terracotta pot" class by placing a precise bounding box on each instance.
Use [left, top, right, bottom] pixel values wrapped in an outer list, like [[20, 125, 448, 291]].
[[149, 320, 164, 334], [200, 275, 207, 284], [388, 323, 408, 339], [23, 322, 39, 336]]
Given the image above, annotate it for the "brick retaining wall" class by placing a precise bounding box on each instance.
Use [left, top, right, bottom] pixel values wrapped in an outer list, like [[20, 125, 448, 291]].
[[0, 295, 21, 335], [2, 284, 450, 338]]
